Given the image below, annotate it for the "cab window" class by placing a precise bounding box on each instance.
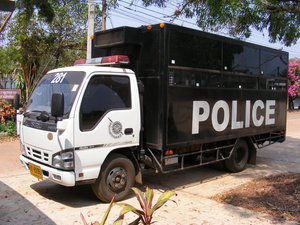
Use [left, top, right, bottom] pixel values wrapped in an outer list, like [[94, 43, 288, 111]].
[[79, 75, 131, 131]]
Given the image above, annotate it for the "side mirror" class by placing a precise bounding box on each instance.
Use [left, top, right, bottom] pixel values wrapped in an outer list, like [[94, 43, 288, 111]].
[[51, 93, 64, 118], [14, 93, 20, 110]]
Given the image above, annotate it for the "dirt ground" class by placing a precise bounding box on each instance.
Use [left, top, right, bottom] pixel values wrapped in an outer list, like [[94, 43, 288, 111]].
[[211, 111, 300, 223], [0, 135, 17, 143], [212, 173, 300, 223]]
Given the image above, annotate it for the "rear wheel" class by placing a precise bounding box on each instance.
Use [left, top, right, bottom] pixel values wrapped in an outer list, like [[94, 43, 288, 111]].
[[91, 153, 135, 202], [225, 139, 249, 173]]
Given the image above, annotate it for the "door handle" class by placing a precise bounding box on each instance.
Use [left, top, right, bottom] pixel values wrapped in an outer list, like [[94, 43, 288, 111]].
[[124, 128, 133, 135]]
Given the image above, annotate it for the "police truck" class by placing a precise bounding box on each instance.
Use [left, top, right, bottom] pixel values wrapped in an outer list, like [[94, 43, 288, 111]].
[[19, 23, 288, 202]]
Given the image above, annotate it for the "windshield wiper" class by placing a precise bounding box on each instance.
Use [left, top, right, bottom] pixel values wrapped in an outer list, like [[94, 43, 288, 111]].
[[37, 111, 50, 122], [23, 112, 30, 117], [23, 110, 42, 118]]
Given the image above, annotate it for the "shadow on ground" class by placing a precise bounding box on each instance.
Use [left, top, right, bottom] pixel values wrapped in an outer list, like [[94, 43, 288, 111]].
[[0, 181, 56, 225], [30, 181, 100, 207], [142, 164, 228, 190]]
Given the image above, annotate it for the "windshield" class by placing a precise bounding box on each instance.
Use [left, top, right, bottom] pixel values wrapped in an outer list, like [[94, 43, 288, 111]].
[[26, 71, 85, 117]]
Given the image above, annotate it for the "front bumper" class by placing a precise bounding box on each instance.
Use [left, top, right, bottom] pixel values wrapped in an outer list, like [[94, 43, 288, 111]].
[[20, 155, 75, 187]]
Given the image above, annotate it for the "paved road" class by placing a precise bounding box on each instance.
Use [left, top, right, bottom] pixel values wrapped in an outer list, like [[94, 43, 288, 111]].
[[0, 112, 299, 225]]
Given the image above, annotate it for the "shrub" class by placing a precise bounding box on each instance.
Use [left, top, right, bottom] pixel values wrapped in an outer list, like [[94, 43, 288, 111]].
[[4, 121, 16, 136], [0, 100, 16, 136], [0, 100, 16, 124]]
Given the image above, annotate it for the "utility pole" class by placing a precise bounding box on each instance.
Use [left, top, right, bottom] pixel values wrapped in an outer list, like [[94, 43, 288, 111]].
[[101, 0, 107, 31], [87, 0, 95, 60]]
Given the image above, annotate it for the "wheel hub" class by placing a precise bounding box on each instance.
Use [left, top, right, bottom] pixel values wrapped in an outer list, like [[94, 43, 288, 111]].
[[107, 167, 127, 192]]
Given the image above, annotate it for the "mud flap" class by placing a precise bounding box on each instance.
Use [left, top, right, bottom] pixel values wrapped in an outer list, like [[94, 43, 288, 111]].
[[135, 170, 142, 184], [247, 139, 257, 165]]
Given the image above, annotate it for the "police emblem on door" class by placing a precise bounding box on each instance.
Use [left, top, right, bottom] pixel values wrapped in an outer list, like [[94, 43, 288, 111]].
[[109, 118, 123, 138]]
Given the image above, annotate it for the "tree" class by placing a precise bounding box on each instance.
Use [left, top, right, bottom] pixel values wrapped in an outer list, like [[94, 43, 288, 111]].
[[1, 0, 54, 35], [18, 0, 55, 23], [144, 0, 300, 46], [6, 0, 93, 101], [0, 46, 22, 89], [41, 0, 89, 68]]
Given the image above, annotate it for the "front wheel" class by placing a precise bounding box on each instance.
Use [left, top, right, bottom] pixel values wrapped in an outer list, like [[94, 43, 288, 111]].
[[91, 153, 135, 202], [225, 139, 249, 173]]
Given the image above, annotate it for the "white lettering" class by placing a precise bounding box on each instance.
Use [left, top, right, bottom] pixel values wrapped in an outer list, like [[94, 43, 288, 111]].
[[252, 100, 264, 127], [245, 100, 251, 128], [265, 100, 275, 125], [51, 72, 67, 84], [231, 100, 244, 129], [212, 100, 230, 132], [191, 99, 276, 134], [192, 101, 210, 134]]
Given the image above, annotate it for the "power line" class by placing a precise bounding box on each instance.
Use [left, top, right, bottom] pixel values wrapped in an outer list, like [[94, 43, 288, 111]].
[[109, 12, 142, 26], [111, 9, 152, 24], [119, 0, 172, 18], [119, 5, 171, 23], [118, 0, 201, 27], [120, 0, 177, 14]]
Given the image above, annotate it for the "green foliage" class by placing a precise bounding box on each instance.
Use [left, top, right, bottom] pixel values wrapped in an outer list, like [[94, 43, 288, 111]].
[[144, 0, 300, 46], [81, 196, 115, 225], [0, 121, 16, 136], [81, 187, 176, 225], [5, 0, 95, 101], [44, 0, 89, 68], [0, 46, 20, 77], [17, 0, 55, 23]]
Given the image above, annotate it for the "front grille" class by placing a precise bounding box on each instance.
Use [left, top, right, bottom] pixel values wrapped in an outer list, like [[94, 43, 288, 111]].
[[26, 146, 49, 163]]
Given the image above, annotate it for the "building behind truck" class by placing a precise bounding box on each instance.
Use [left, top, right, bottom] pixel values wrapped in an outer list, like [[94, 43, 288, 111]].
[[19, 23, 288, 202]]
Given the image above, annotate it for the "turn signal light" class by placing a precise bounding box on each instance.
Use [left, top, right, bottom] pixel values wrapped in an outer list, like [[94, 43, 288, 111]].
[[159, 23, 165, 28], [165, 150, 174, 156], [147, 25, 153, 30]]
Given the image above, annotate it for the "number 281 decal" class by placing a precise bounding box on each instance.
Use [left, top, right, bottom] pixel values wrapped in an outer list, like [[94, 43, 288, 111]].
[[51, 72, 67, 84]]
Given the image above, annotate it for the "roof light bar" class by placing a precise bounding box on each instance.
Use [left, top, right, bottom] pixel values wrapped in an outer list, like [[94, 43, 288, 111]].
[[74, 59, 86, 65], [74, 55, 130, 66]]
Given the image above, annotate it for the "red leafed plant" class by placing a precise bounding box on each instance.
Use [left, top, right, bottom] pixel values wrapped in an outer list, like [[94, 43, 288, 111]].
[[115, 187, 176, 225], [81, 187, 176, 225], [0, 100, 15, 124]]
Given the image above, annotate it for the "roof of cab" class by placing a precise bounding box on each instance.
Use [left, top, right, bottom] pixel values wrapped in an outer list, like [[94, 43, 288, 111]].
[[48, 65, 135, 75]]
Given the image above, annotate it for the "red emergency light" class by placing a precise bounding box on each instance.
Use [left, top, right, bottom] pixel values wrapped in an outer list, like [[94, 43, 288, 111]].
[[74, 59, 86, 65], [74, 55, 130, 66]]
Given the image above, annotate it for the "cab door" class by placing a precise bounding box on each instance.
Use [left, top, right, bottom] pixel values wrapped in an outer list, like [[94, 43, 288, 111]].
[[73, 72, 141, 181]]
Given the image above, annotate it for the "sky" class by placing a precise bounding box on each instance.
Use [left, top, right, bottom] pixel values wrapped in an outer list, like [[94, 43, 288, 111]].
[[93, 0, 300, 59]]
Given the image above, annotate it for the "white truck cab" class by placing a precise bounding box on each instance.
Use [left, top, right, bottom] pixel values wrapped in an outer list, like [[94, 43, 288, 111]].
[[20, 56, 141, 202]]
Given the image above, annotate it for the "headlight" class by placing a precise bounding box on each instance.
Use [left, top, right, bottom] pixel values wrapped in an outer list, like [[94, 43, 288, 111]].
[[52, 150, 74, 170]]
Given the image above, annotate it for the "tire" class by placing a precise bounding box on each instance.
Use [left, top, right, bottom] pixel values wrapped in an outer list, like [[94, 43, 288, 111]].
[[91, 153, 135, 202], [225, 139, 249, 173]]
